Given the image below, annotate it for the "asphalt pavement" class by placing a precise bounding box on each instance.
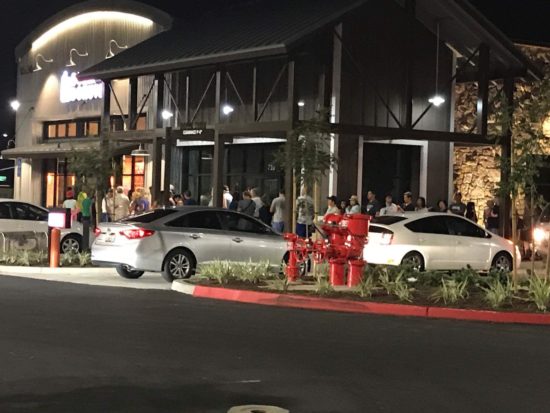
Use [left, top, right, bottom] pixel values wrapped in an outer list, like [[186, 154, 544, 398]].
[[1, 275, 550, 413]]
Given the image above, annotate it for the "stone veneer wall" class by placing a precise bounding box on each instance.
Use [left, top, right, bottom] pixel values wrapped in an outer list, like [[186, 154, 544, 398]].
[[453, 44, 550, 224], [453, 145, 500, 225]]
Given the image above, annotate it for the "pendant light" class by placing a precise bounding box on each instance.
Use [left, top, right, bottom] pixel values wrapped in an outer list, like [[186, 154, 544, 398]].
[[131, 144, 149, 157], [428, 21, 445, 107]]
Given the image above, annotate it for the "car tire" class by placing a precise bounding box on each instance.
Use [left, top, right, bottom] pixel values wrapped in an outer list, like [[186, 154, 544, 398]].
[[61, 234, 82, 253], [401, 251, 425, 271], [491, 252, 513, 272], [116, 264, 145, 279], [162, 249, 196, 282]]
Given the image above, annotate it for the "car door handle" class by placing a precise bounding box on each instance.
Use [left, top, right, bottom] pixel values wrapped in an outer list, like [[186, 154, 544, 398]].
[[232, 237, 243, 243], [189, 233, 203, 240]]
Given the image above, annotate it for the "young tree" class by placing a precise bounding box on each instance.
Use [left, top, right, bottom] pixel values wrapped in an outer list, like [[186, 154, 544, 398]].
[[274, 110, 337, 233], [67, 142, 117, 233], [496, 74, 550, 279]]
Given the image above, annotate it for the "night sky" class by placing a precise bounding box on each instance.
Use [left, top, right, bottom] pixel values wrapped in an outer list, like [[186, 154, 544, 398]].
[[0, 0, 548, 138]]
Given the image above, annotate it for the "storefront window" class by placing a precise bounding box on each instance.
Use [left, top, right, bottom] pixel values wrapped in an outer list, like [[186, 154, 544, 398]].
[[87, 121, 99, 136], [44, 159, 75, 208], [121, 155, 146, 193], [67, 122, 77, 137]]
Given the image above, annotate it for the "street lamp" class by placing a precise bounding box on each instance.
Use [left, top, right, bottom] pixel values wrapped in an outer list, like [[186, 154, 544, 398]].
[[222, 104, 234, 116], [161, 110, 174, 120]]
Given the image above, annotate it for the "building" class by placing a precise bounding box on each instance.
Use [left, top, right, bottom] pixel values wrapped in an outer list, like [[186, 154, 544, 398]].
[[3, 0, 542, 229]]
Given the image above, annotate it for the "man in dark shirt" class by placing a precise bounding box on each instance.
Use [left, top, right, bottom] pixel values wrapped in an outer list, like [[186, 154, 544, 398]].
[[183, 190, 197, 206], [364, 190, 381, 216], [449, 192, 467, 216], [401, 191, 415, 212]]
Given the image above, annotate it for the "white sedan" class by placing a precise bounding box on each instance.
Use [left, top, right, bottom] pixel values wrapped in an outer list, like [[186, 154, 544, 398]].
[[364, 212, 518, 272], [0, 199, 86, 253]]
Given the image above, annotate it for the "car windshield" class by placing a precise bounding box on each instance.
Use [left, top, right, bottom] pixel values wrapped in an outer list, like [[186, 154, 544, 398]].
[[371, 216, 408, 225], [121, 209, 177, 223]]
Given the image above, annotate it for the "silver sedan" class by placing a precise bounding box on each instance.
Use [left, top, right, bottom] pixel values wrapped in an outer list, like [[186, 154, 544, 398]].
[[91, 206, 288, 282]]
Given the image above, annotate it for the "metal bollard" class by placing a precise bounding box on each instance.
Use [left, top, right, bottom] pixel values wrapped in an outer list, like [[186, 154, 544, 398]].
[[49, 228, 61, 268]]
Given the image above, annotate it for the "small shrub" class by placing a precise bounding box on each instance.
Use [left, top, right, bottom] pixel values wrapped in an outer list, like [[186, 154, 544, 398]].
[[315, 262, 329, 280], [393, 275, 413, 302], [357, 275, 376, 298], [431, 279, 469, 305], [378, 267, 393, 295], [528, 276, 550, 312], [77, 251, 91, 267], [316, 276, 334, 296], [198, 260, 234, 284], [272, 275, 291, 293], [15, 250, 31, 267], [60, 251, 79, 267], [481, 278, 512, 309]]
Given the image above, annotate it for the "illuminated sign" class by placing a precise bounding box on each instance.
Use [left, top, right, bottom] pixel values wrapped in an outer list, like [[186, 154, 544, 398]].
[[48, 209, 71, 229], [60, 71, 104, 103]]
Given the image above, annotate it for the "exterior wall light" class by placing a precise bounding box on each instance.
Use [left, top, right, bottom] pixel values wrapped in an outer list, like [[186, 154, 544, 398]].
[[161, 110, 174, 120], [297, 101, 305, 107], [428, 95, 445, 107], [131, 144, 149, 157], [10, 100, 21, 112], [222, 104, 234, 115], [33, 54, 54, 72], [106, 39, 128, 59], [67, 48, 89, 67]]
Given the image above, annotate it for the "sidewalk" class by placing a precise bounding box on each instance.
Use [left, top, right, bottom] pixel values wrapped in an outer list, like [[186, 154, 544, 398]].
[[0, 266, 171, 290]]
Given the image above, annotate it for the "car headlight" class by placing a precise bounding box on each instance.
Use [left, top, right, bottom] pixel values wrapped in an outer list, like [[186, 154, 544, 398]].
[[534, 228, 547, 243]]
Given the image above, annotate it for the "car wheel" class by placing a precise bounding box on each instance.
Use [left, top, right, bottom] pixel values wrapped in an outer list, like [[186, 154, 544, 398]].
[[162, 249, 195, 282], [61, 234, 82, 253], [401, 251, 424, 271], [116, 264, 144, 279], [491, 252, 513, 272]]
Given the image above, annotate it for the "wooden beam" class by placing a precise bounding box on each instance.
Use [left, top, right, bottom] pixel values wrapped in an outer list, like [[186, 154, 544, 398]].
[[334, 123, 492, 145], [500, 77, 514, 238], [104, 129, 166, 142], [404, 0, 415, 129], [155, 73, 165, 129], [163, 127, 173, 206], [476, 44, 490, 136], [151, 136, 162, 204], [129, 77, 138, 130], [216, 121, 291, 136], [285, 60, 298, 232], [101, 80, 111, 134]]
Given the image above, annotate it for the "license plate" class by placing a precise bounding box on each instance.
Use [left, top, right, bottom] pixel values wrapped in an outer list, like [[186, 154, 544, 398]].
[[105, 235, 115, 243]]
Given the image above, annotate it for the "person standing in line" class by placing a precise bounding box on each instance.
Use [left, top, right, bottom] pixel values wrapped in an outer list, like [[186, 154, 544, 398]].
[[436, 200, 448, 213], [237, 191, 256, 216], [296, 188, 314, 238], [114, 186, 130, 220], [486, 199, 500, 234], [346, 195, 361, 214], [400, 191, 415, 212], [102, 188, 114, 222], [259, 195, 272, 226], [183, 190, 197, 206], [223, 185, 233, 209], [465, 202, 478, 223], [364, 190, 381, 216], [229, 191, 240, 210], [380, 194, 399, 216], [250, 188, 262, 218], [324, 195, 341, 220], [62, 191, 78, 222], [415, 197, 428, 212], [270, 189, 286, 233], [449, 192, 467, 216]]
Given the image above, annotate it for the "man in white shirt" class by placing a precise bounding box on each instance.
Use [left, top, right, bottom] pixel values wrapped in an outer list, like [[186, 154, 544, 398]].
[[270, 190, 286, 233], [296, 188, 314, 238], [114, 186, 130, 221], [324, 195, 341, 219], [223, 185, 233, 209], [345, 195, 361, 215], [250, 187, 262, 218], [380, 194, 399, 216]]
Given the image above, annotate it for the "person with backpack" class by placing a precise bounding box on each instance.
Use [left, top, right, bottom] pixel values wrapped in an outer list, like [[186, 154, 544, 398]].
[[237, 191, 256, 216]]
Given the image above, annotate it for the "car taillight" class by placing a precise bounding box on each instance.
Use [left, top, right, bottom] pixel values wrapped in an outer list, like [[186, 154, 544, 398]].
[[94, 227, 101, 237], [119, 228, 155, 240], [380, 233, 393, 245]]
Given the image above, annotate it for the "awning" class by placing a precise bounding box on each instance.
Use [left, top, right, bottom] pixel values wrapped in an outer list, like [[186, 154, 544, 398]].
[[1, 141, 138, 160]]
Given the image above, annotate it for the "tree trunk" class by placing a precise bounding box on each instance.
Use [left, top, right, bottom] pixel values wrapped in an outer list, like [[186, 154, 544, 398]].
[[530, 191, 535, 276], [511, 199, 518, 281]]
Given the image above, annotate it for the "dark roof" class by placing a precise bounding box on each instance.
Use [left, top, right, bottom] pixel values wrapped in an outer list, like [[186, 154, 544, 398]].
[[79, 0, 367, 79], [80, 0, 542, 81]]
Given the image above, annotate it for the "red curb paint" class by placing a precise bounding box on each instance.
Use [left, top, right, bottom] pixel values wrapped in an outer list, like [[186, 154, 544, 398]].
[[427, 306, 550, 326], [193, 285, 427, 317], [189, 284, 550, 325]]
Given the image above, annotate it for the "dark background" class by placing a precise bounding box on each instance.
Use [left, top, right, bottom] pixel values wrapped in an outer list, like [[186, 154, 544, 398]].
[[0, 0, 548, 140]]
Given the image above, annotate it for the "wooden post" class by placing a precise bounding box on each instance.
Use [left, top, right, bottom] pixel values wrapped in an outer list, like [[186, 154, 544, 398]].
[[212, 70, 224, 208], [163, 127, 172, 206], [477, 44, 490, 136], [129, 77, 138, 129], [285, 60, 298, 232], [404, 0, 415, 129]]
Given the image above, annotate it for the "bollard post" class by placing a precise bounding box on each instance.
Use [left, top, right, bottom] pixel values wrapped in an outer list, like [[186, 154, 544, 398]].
[[49, 228, 60, 268]]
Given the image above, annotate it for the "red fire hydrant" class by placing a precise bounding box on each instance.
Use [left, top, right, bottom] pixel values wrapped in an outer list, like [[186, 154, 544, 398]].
[[283, 233, 306, 282]]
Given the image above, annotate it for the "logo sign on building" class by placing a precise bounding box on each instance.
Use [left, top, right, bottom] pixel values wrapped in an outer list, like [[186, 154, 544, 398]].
[[60, 71, 104, 104]]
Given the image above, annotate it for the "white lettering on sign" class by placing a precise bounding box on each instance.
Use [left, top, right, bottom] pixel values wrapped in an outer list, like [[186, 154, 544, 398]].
[[182, 129, 204, 136], [60, 71, 104, 103]]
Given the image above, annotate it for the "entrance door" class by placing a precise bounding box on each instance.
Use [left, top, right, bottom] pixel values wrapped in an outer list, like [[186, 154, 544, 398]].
[[362, 143, 421, 203]]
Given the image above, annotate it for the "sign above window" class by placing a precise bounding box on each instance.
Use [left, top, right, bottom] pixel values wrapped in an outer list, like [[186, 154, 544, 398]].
[[60, 71, 104, 104]]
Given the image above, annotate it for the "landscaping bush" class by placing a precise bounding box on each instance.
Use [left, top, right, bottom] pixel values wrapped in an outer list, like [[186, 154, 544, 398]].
[[528, 276, 550, 312], [198, 260, 235, 285], [357, 275, 376, 298], [431, 279, 469, 305], [481, 278, 513, 309], [315, 276, 334, 296]]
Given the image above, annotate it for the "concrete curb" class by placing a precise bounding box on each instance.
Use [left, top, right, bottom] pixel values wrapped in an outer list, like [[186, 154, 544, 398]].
[[172, 280, 550, 326], [0, 265, 117, 276]]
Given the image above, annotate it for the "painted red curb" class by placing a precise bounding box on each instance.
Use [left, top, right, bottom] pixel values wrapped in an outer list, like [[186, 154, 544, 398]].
[[190, 284, 550, 326]]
